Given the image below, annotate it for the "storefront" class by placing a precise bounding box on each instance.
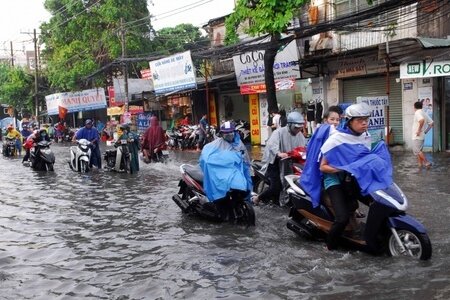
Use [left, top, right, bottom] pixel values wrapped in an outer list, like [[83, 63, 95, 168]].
[[231, 40, 301, 145], [326, 54, 402, 144], [400, 60, 450, 152]]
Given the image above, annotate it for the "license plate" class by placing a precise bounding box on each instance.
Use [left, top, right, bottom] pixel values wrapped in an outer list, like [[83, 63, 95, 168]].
[[162, 150, 169, 156]]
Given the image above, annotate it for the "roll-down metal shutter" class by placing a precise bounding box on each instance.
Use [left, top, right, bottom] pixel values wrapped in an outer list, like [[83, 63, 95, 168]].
[[343, 75, 403, 144]]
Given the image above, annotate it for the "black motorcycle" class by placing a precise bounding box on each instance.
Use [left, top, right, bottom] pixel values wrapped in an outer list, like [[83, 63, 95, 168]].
[[2, 137, 18, 157], [29, 140, 55, 171], [104, 139, 131, 173], [172, 164, 256, 226]]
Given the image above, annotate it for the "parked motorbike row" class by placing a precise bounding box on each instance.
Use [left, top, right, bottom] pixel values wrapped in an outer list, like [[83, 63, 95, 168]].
[[171, 145, 432, 261], [166, 125, 216, 150]]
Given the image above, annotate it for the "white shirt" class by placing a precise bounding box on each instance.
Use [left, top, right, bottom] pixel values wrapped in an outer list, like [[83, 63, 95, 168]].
[[412, 109, 433, 141]]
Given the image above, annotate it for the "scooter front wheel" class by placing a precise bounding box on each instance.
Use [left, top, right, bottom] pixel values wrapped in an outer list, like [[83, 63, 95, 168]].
[[388, 229, 432, 260], [80, 160, 89, 173]]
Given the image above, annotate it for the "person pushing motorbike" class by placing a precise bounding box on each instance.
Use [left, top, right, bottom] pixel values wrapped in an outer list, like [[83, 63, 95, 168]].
[[74, 119, 101, 168], [252, 111, 306, 205]]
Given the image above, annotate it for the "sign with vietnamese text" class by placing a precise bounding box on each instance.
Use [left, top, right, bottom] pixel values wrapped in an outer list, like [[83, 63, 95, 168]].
[[357, 96, 388, 129], [400, 60, 450, 79], [46, 88, 107, 116], [240, 78, 296, 95], [150, 51, 196, 94], [249, 94, 260, 145], [232, 40, 299, 86], [137, 112, 152, 133]]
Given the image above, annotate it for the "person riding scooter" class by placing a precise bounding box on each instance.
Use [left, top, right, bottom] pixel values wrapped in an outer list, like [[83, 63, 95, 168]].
[[199, 121, 253, 220], [5, 124, 23, 155], [304, 103, 391, 251], [22, 129, 50, 163]]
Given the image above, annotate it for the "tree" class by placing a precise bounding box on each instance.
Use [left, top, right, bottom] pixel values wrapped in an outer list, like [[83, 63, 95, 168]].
[[0, 63, 34, 113], [152, 24, 209, 55], [40, 0, 154, 91], [225, 0, 305, 114]]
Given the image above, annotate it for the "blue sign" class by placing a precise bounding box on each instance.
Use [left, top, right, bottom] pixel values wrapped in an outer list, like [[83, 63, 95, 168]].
[[137, 113, 152, 133]]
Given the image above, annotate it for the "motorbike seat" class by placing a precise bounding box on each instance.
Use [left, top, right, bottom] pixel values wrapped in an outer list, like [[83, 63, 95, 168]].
[[183, 164, 204, 184], [252, 160, 264, 169]]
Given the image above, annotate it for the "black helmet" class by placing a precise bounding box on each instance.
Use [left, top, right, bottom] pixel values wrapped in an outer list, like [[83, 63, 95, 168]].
[[119, 123, 130, 131]]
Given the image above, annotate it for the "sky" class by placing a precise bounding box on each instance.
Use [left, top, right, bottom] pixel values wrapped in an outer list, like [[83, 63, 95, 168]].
[[0, 0, 235, 61]]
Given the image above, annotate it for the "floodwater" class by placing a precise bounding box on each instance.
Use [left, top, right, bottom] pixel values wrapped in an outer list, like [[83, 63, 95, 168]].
[[0, 142, 449, 299]]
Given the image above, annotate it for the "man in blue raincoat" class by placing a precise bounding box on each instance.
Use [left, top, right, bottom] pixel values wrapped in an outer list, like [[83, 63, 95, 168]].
[[199, 121, 252, 205]]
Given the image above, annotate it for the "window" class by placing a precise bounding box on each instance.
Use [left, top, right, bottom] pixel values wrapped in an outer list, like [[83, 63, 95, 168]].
[[335, 0, 387, 27]]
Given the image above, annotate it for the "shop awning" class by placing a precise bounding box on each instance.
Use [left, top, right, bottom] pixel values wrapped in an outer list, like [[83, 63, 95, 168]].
[[378, 37, 450, 64]]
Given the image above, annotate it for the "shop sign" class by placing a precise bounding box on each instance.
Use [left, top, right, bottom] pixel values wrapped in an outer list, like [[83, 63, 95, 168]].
[[137, 112, 152, 133], [259, 95, 269, 145], [209, 94, 217, 127], [128, 105, 144, 114], [232, 40, 299, 86], [240, 78, 295, 95], [357, 96, 388, 129], [107, 106, 125, 116], [140, 68, 151, 79], [45, 88, 107, 116], [400, 60, 450, 79], [248, 94, 261, 145], [149, 50, 197, 94], [329, 55, 392, 78]]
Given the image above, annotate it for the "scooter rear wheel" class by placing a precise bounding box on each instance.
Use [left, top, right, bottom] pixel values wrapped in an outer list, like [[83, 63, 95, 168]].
[[388, 229, 432, 260]]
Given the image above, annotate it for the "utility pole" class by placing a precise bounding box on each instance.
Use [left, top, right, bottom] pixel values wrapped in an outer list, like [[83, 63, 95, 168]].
[[10, 41, 14, 67], [204, 59, 209, 121], [120, 18, 129, 112], [34, 29, 39, 126]]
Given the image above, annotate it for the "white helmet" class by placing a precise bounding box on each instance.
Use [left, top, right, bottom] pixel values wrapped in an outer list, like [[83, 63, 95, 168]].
[[287, 111, 305, 128], [345, 103, 371, 120]]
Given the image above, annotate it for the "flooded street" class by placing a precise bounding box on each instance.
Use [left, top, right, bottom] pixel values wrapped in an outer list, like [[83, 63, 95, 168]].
[[0, 142, 449, 299]]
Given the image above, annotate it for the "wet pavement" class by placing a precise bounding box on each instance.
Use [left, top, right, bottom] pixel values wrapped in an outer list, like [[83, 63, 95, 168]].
[[0, 142, 449, 299]]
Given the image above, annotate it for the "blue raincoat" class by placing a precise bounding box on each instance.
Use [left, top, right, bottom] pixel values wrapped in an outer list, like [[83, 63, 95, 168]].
[[300, 126, 393, 208], [199, 134, 252, 202]]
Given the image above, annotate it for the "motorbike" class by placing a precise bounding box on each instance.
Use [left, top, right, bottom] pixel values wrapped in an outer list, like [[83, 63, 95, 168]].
[[235, 119, 250, 143], [172, 163, 256, 226], [69, 138, 92, 173], [2, 137, 18, 157], [104, 139, 131, 173], [251, 146, 306, 201], [143, 143, 169, 164], [29, 140, 55, 171], [284, 174, 432, 260]]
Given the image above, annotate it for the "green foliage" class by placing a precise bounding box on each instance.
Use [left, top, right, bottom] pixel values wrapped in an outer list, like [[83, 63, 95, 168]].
[[152, 24, 209, 55], [0, 63, 34, 111], [40, 0, 153, 91], [224, 0, 306, 45]]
